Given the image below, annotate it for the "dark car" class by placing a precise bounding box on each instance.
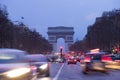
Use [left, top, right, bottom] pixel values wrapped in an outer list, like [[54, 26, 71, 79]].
[[54, 57, 65, 63], [76, 56, 81, 62], [46, 55, 56, 62], [0, 48, 36, 80], [67, 56, 77, 64], [27, 54, 50, 77], [82, 52, 107, 74], [104, 54, 120, 69]]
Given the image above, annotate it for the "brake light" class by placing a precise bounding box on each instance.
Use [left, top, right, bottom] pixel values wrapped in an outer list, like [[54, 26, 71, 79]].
[[68, 59, 70, 61], [74, 59, 77, 62], [102, 55, 112, 62], [84, 56, 90, 62]]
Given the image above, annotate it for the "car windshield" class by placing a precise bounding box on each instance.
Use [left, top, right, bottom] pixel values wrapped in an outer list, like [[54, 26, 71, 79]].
[[92, 54, 102, 60]]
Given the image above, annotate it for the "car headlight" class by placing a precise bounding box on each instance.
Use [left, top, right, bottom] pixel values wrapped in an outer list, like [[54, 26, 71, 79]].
[[6, 67, 31, 78], [39, 64, 48, 70]]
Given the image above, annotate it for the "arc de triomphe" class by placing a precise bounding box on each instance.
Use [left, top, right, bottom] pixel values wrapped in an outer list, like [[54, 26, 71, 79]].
[[47, 26, 74, 53]]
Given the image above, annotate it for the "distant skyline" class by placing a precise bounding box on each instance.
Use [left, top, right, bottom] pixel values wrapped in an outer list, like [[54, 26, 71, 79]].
[[1, 0, 120, 41]]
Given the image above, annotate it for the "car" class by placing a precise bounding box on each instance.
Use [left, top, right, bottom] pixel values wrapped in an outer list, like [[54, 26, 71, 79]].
[[26, 54, 50, 77], [46, 55, 56, 62], [67, 56, 77, 64], [76, 56, 81, 62], [54, 57, 65, 63], [104, 54, 120, 69], [82, 52, 107, 74], [0, 48, 36, 80]]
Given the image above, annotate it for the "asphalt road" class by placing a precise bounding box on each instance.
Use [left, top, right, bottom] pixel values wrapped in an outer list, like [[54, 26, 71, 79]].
[[37, 62, 120, 80]]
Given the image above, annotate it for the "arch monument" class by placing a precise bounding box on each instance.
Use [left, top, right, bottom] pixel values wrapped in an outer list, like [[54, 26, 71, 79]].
[[47, 26, 74, 53]]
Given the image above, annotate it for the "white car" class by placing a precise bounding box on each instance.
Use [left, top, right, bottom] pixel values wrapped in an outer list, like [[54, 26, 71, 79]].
[[0, 48, 36, 80]]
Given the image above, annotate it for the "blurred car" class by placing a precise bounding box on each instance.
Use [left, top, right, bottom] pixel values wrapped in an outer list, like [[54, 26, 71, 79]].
[[54, 57, 65, 63], [0, 48, 35, 80], [76, 56, 81, 62], [46, 55, 56, 62], [82, 52, 107, 74], [67, 56, 77, 64], [104, 54, 120, 69], [47, 55, 65, 63], [27, 54, 50, 77]]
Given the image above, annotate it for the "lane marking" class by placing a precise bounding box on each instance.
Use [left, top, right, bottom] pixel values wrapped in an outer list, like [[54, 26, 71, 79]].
[[53, 63, 64, 80]]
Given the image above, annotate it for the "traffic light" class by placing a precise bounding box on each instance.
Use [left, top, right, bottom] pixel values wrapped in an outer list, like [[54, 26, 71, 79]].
[[114, 48, 118, 51], [114, 47, 119, 53]]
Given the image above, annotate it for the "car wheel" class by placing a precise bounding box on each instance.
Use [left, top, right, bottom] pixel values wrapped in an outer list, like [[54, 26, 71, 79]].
[[82, 67, 89, 74], [46, 72, 50, 77]]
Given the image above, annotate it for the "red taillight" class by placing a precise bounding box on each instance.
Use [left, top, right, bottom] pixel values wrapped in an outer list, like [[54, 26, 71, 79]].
[[74, 59, 77, 62], [68, 59, 70, 61], [102, 56, 112, 62], [84, 56, 91, 62]]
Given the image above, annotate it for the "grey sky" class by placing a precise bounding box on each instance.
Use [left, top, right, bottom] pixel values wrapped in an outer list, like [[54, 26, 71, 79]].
[[1, 0, 120, 41]]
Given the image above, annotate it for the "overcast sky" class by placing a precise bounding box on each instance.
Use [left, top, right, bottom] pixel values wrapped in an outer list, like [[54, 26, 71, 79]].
[[1, 0, 120, 41]]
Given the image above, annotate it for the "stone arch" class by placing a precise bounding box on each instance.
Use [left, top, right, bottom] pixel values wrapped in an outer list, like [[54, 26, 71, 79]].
[[47, 26, 74, 53], [56, 38, 65, 52]]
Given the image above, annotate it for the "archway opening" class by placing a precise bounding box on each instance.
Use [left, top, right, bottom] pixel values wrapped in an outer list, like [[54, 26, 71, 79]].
[[57, 38, 65, 53]]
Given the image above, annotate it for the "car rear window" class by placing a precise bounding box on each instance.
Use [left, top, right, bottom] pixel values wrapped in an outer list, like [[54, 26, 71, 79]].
[[92, 55, 102, 60], [86, 54, 102, 60]]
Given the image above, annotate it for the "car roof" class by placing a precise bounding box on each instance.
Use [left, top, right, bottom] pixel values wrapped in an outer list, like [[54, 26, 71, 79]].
[[0, 48, 27, 55], [0, 48, 25, 52], [27, 54, 44, 56], [86, 51, 105, 55], [26, 54, 46, 58]]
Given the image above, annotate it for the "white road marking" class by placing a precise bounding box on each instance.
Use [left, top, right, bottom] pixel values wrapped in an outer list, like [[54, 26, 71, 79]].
[[53, 63, 64, 80]]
